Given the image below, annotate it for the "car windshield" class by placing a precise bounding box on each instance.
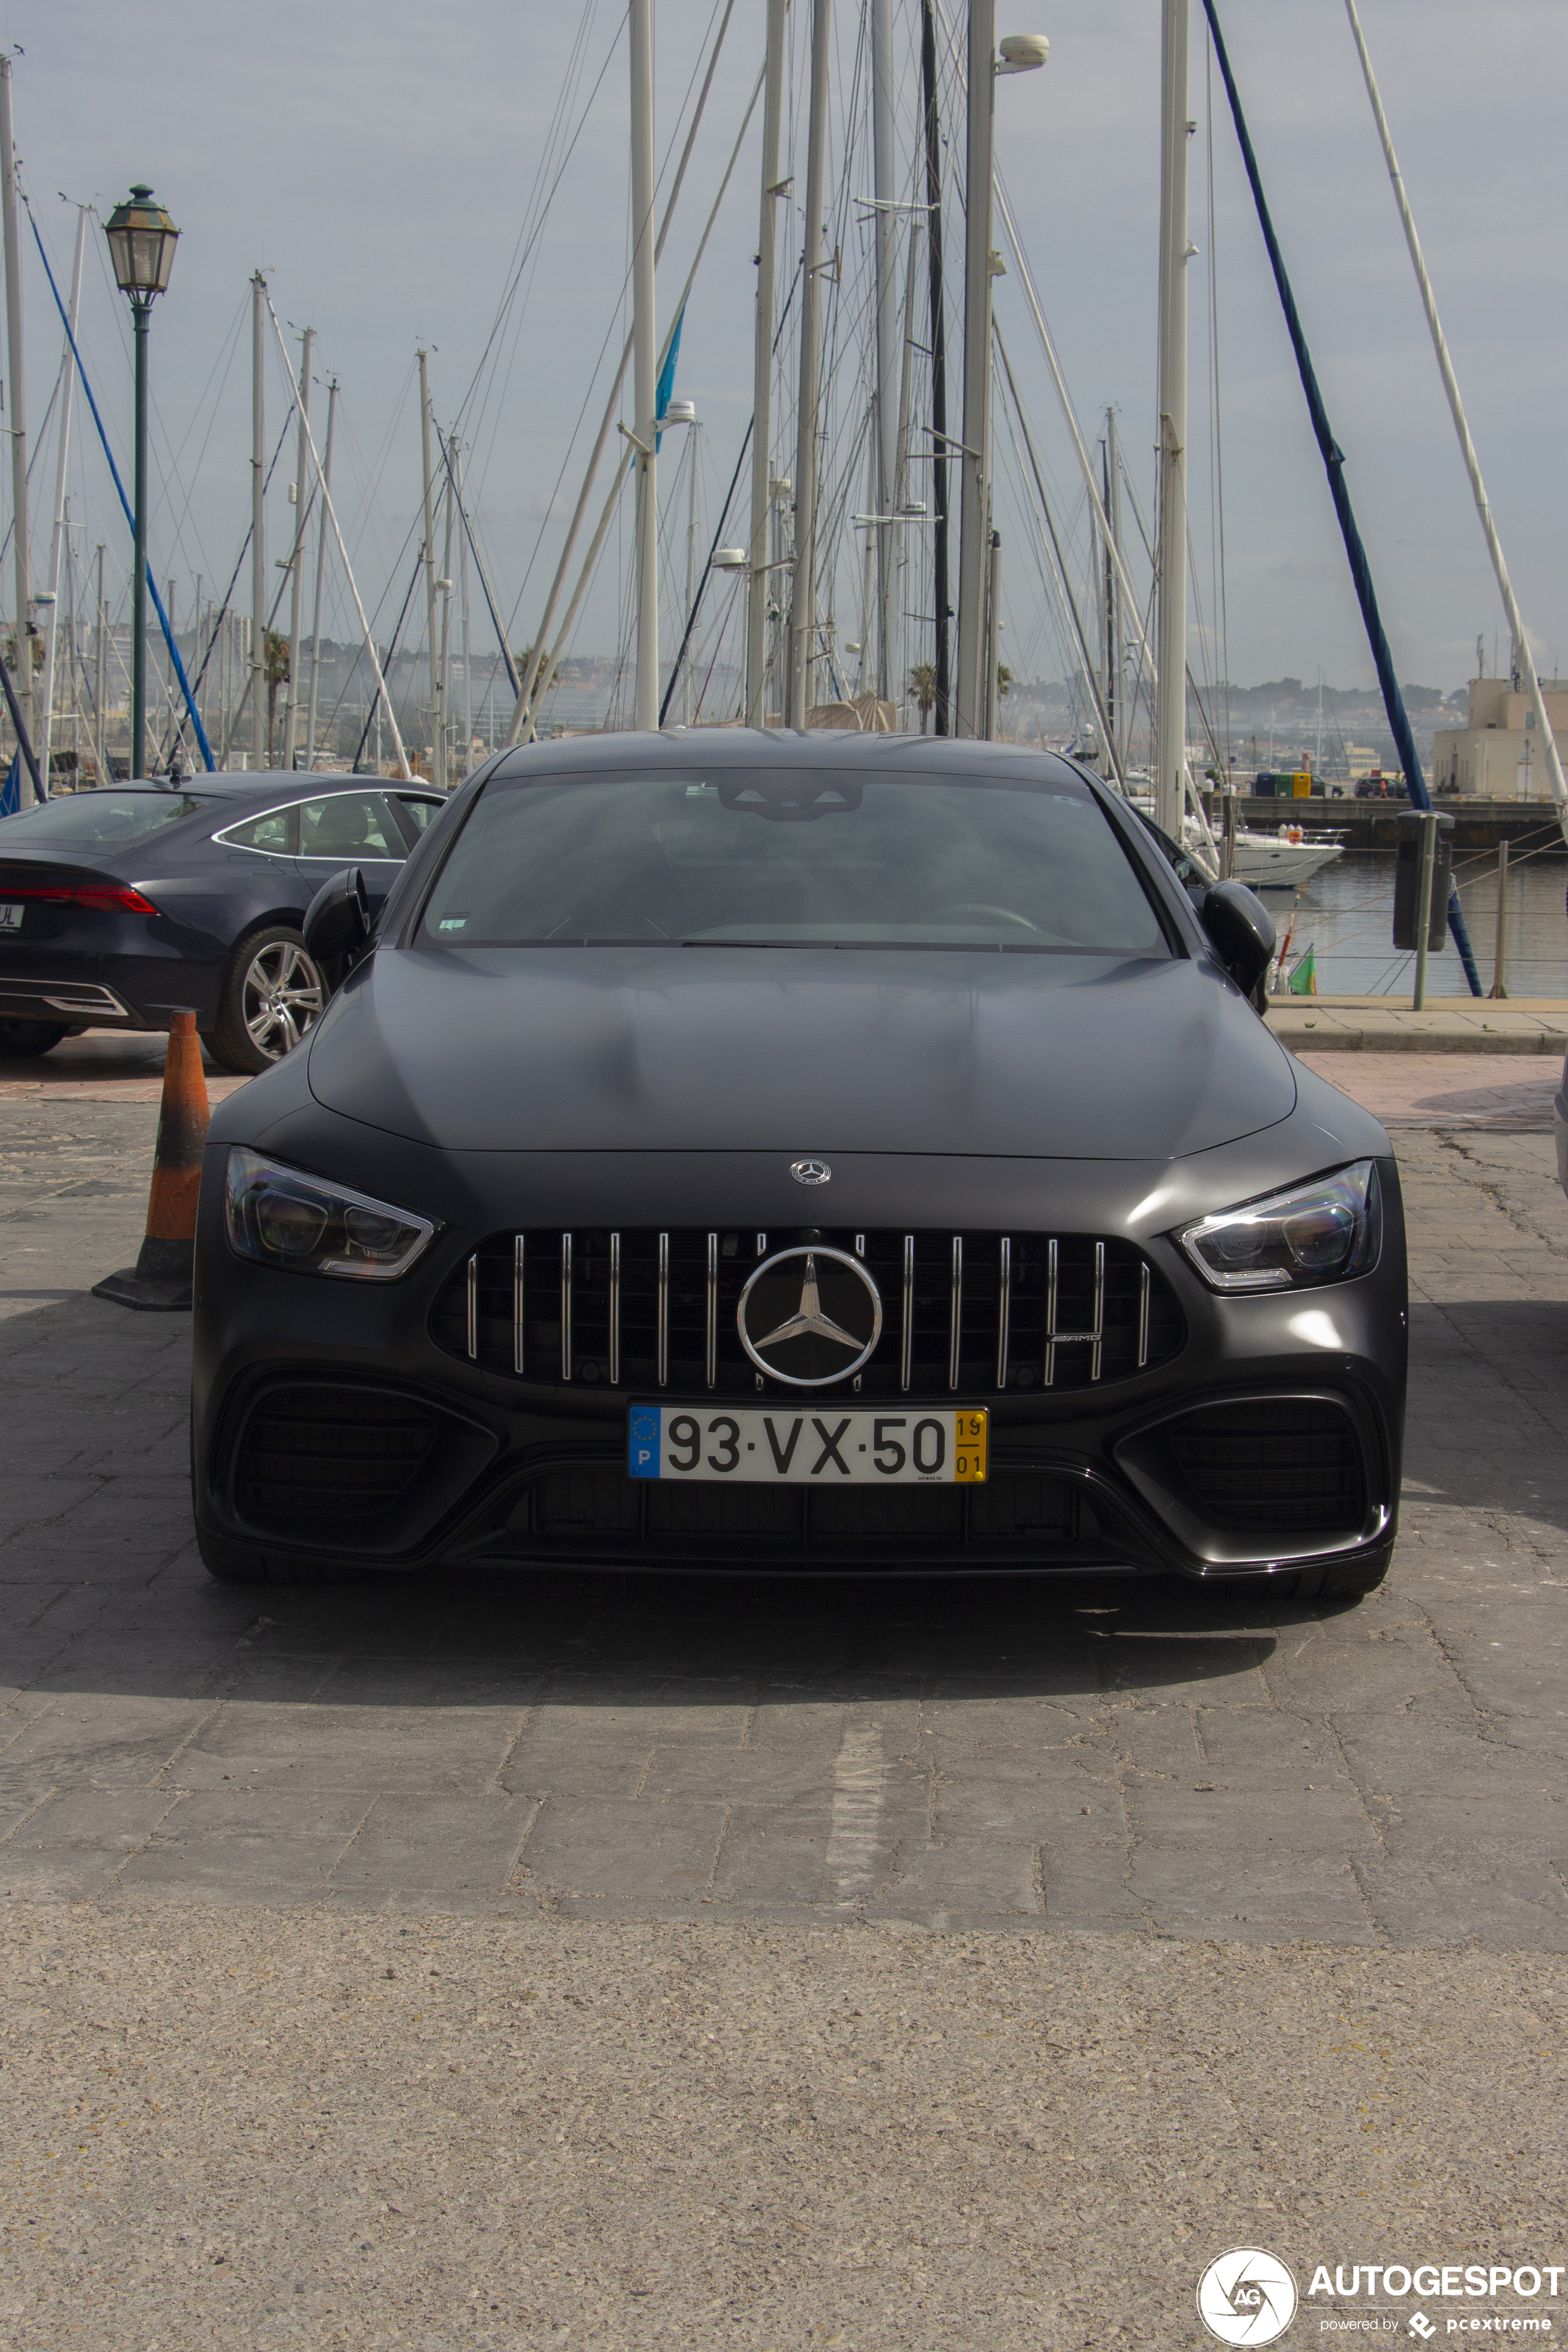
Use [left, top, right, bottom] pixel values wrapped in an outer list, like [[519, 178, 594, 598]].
[[0, 791, 209, 849], [419, 767, 1169, 954]]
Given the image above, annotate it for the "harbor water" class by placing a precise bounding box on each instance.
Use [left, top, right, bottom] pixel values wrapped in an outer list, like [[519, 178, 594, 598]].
[[1267, 842, 1568, 996]]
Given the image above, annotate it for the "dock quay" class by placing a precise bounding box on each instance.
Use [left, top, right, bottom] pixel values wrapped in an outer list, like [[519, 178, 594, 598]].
[[1266, 994, 1568, 1053], [1208, 793, 1568, 854]]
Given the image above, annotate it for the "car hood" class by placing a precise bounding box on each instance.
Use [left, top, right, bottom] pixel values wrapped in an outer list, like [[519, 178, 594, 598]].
[[304, 945, 1296, 1160]]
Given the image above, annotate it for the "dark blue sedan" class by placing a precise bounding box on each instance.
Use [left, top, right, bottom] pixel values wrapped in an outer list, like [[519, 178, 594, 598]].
[[0, 772, 446, 1071]]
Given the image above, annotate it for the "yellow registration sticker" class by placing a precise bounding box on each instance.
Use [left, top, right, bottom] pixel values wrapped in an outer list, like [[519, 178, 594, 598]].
[[954, 1410, 988, 1483]]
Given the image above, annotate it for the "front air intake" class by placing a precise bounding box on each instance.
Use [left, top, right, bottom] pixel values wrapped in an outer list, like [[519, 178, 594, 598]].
[[1166, 1400, 1367, 1533], [225, 1381, 497, 1551]]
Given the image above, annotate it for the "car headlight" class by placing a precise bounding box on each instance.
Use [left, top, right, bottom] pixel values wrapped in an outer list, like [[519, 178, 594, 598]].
[[1177, 1160, 1382, 1293], [223, 1146, 437, 1281]]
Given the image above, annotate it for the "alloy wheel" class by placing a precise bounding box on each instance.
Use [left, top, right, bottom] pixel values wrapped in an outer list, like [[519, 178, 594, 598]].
[[241, 940, 325, 1061]]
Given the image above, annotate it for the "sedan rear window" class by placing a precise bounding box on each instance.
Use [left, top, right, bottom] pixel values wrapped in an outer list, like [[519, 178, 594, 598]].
[[420, 767, 1168, 955], [0, 791, 209, 848]]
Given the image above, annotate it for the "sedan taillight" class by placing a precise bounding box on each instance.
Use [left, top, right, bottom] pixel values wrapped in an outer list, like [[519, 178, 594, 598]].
[[3, 882, 159, 914]]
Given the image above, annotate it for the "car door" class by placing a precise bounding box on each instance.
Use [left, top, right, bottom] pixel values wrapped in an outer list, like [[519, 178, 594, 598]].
[[293, 789, 409, 913]]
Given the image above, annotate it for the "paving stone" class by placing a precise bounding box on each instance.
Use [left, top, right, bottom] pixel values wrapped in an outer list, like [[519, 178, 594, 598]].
[[519, 1794, 730, 1905], [329, 1791, 536, 1897], [0, 1786, 180, 1898], [114, 1788, 373, 1896]]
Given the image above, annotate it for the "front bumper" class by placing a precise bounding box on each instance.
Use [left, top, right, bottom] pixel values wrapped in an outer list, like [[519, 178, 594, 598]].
[[191, 1138, 1407, 1582]]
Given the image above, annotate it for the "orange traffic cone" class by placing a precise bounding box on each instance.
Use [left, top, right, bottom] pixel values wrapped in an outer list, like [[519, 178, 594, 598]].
[[93, 1011, 212, 1312]]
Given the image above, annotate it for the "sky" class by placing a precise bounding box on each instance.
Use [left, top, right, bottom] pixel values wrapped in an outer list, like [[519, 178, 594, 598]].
[[5, 0, 1565, 710]]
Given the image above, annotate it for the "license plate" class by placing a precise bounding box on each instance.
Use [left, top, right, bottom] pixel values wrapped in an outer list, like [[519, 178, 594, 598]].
[[628, 1405, 987, 1484], [0, 904, 21, 931]]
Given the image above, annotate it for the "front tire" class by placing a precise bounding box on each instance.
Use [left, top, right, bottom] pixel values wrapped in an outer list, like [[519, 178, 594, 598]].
[[211, 925, 325, 1075], [0, 1019, 68, 1057]]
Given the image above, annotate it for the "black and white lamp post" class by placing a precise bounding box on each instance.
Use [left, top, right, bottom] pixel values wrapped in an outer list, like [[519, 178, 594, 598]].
[[104, 186, 178, 780]]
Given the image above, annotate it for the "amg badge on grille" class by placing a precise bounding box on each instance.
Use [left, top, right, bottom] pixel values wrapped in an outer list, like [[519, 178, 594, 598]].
[[790, 1158, 831, 1186], [737, 1247, 882, 1387]]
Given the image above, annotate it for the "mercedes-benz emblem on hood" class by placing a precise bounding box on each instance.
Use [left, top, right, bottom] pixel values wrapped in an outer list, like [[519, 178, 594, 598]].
[[790, 1158, 831, 1186], [738, 1247, 882, 1387]]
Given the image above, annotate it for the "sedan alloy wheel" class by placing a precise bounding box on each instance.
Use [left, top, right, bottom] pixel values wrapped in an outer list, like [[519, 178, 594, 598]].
[[212, 926, 325, 1073]]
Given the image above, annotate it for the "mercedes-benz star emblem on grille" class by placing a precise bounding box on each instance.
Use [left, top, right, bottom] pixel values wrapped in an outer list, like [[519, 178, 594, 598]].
[[790, 1158, 832, 1186], [738, 1247, 883, 1387]]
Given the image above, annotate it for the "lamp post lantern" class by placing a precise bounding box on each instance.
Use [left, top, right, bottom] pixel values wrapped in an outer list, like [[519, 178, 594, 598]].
[[104, 186, 178, 780]]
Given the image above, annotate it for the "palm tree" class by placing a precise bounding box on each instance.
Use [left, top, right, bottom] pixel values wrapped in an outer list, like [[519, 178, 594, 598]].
[[514, 644, 561, 699], [909, 664, 936, 735], [264, 630, 290, 762]]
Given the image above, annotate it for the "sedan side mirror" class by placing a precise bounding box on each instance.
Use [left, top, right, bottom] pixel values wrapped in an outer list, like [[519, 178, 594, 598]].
[[1201, 879, 1275, 1001], [303, 865, 370, 996]]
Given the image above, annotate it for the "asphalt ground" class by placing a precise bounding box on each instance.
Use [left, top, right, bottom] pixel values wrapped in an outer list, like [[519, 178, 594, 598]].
[[1, 1092, 1566, 2347]]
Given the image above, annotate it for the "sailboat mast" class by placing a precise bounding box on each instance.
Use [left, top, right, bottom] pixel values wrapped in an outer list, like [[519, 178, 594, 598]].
[[871, 0, 898, 698], [281, 327, 312, 768], [438, 431, 457, 784], [745, 0, 788, 726], [1101, 423, 1117, 775], [40, 204, 87, 799], [1107, 407, 1124, 770], [630, 0, 659, 731], [250, 273, 267, 772], [94, 544, 106, 782], [955, 0, 997, 737], [417, 349, 441, 780], [457, 441, 473, 774], [304, 379, 336, 770], [685, 414, 699, 725], [787, 0, 832, 727], [920, 0, 950, 735], [0, 61, 32, 787], [1154, 0, 1190, 836], [891, 217, 922, 717]]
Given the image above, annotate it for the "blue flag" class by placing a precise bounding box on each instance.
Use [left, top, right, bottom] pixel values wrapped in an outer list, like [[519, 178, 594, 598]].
[[0, 751, 19, 817], [627, 305, 686, 469], [654, 304, 685, 443]]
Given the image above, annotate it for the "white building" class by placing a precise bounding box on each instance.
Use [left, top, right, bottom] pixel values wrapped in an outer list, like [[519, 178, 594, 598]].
[[1432, 675, 1568, 799]]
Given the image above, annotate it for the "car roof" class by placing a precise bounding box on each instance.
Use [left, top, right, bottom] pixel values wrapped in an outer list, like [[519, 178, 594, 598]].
[[490, 728, 1083, 785], [102, 772, 446, 799]]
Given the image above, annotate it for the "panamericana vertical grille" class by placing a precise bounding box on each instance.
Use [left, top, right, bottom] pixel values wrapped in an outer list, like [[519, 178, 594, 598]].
[[431, 1228, 1183, 1396]]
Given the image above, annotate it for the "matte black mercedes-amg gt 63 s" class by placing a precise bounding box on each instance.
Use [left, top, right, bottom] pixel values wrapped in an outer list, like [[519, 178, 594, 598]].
[[192, 731, 1406, 1595]]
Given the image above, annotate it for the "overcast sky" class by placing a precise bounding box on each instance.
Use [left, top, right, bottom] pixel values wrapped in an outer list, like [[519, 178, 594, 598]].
[[6, 0, 1564, 701]]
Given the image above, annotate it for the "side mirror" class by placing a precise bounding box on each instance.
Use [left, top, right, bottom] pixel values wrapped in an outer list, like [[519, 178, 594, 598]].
[[303, 865, 370, 996], [1201, 878, 1275, 999]]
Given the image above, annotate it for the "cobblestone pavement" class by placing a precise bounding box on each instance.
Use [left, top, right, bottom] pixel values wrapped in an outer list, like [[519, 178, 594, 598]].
[[1, 1100, 1564, 1948], [2, 1096, 1566, 2349], [0, 1028, 249, 1104]]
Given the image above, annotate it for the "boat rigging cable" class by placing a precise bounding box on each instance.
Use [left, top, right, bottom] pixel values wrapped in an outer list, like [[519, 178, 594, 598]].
[[25, 201, 215, 769], [1341, 0, 1568, 849], [1199, 0, 1482, 995], [350, 555, 425, 772], [504, 2, 748, 741], [993, 326, 1125, 791], [511, 58, 767, 746]]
